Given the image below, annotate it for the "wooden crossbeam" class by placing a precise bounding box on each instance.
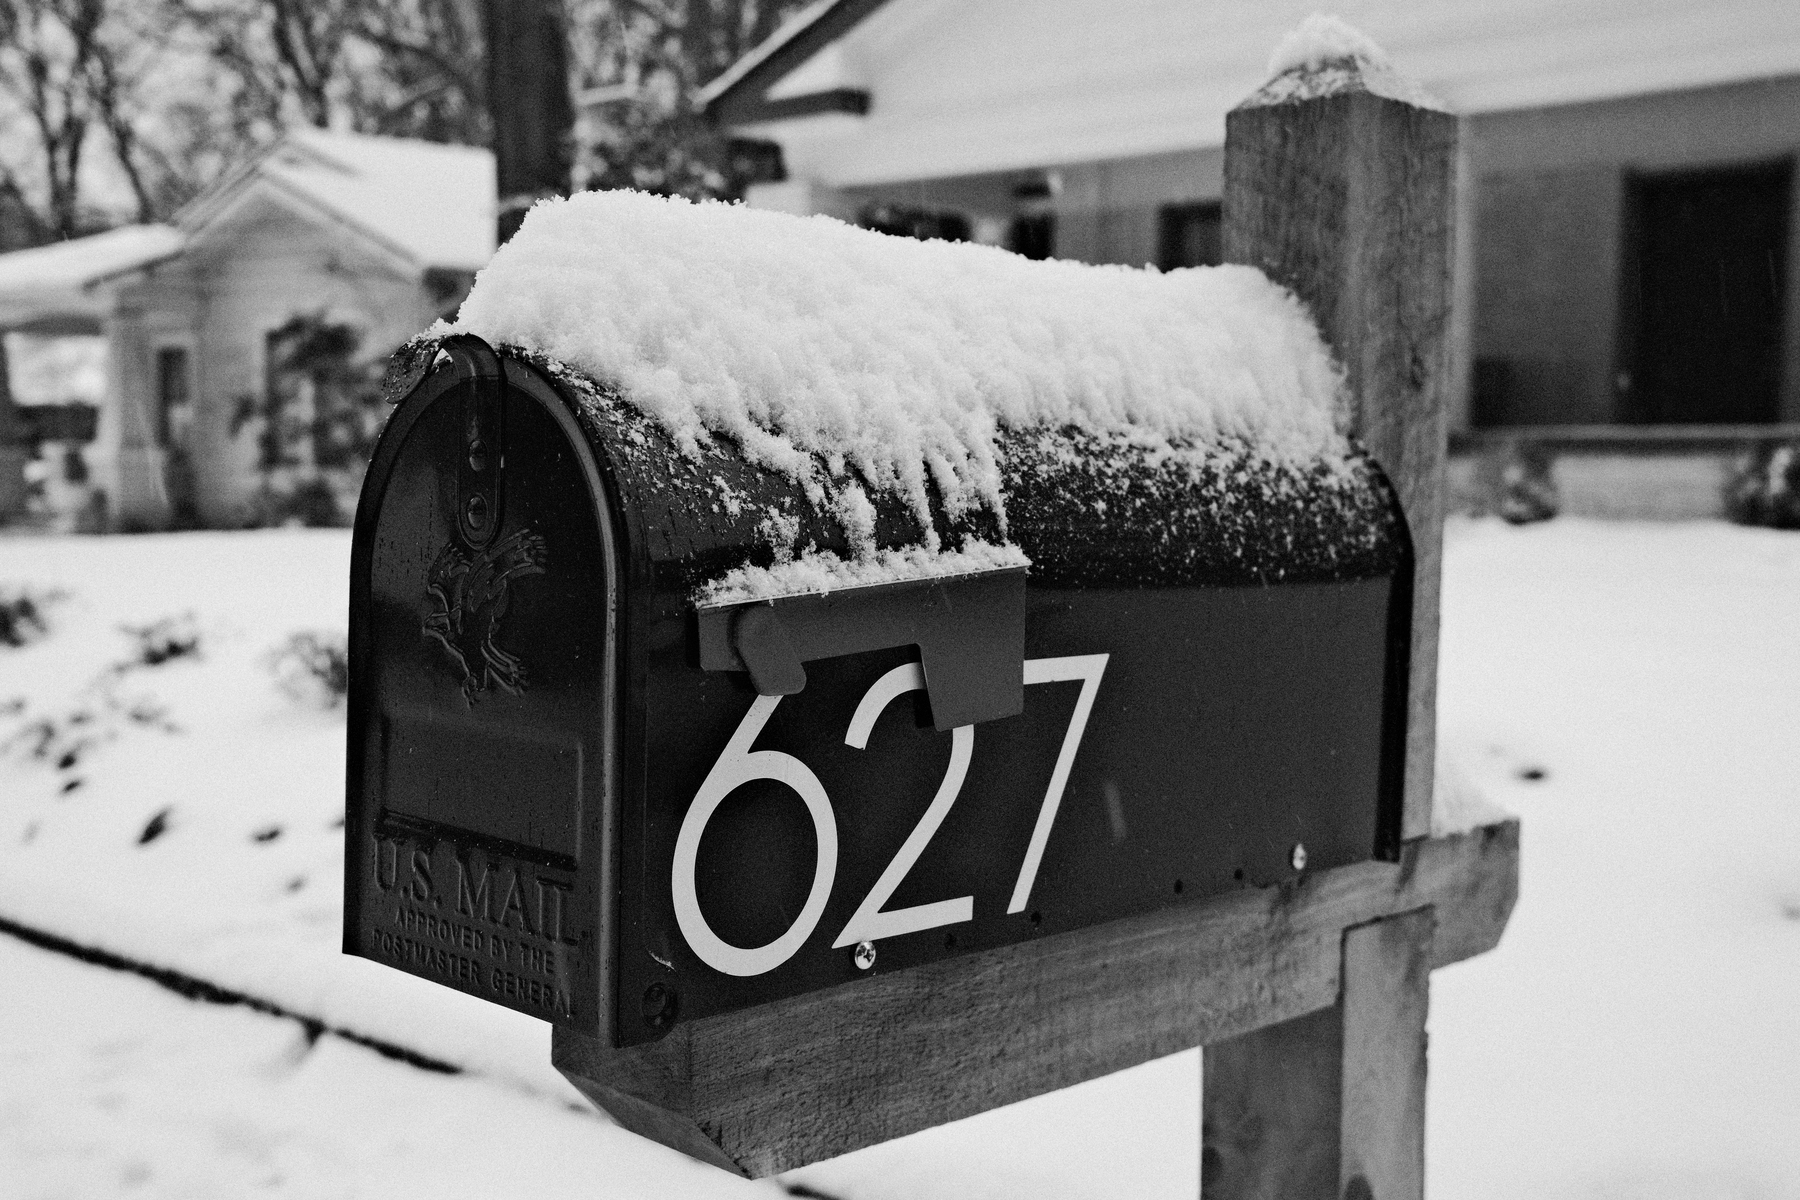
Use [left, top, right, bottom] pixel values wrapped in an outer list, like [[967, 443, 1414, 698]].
[[555, 820, 1517, 1177]]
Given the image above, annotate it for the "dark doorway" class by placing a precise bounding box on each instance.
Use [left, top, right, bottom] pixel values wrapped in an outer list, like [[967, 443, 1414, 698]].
[[1622, 162, 1791, 424], [155, 345, 191, 447], [1009, 178, 1055, 260], [1158, 201, 1222, 271]]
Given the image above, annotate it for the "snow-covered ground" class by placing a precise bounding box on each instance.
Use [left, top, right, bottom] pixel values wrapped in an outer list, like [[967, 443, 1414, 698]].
[[1, 518, 1796, 1198], [1427, 520, 1800, 1200]]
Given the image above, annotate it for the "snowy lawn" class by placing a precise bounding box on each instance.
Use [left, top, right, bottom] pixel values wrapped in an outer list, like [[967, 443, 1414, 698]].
[[0, 933, 756, 1199], [1, 519, 1796, 1198]]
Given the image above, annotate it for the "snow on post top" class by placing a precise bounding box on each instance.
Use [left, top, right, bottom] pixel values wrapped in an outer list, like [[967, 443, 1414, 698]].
[[1266, 12, 1392, 78], [447, 189, 1350, 529], [1245, 14, 1446, 111]]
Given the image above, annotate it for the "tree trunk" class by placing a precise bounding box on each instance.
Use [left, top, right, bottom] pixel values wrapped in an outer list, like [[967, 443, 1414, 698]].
[[482, 0, 573, 245]]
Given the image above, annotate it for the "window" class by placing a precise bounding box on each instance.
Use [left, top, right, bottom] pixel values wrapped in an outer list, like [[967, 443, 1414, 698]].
[[858, 204, 972, 243], [154, 345, 191, 447], [1158, 201, 1223, 271]]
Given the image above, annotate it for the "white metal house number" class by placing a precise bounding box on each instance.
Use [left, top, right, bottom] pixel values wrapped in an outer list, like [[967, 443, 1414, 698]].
[[670, 655, 1110, 977]]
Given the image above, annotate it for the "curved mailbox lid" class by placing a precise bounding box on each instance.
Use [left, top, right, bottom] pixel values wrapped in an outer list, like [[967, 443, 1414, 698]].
[[345, 338, 620, 1032], [348, 337, 1412, 1046]]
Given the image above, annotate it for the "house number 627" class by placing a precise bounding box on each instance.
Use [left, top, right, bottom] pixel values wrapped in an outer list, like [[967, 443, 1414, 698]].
[[670, 654, 1109, 978]]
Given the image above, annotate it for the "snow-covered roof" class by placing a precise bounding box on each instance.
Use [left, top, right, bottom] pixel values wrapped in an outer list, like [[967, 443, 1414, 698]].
[[713, 0, 1800, 186], [0, 226, 186, 324], [181, 129, 495, 272], [0, 130, 493, 326], [446, 189, 1348, 533]]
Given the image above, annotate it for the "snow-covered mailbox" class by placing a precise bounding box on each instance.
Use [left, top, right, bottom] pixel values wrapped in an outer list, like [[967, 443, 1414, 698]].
[[345, 44, 1517, 1198]]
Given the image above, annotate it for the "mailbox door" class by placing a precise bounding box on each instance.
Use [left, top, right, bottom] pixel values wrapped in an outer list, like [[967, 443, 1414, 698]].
[[346, 351, 619, 1034]]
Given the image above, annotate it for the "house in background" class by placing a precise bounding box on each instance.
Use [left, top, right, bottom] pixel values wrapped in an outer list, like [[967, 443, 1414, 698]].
[[0, 130, 494, 529], [706, 0, 1800, 517]]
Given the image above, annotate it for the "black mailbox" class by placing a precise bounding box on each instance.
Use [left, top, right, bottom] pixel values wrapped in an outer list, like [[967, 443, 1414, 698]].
[[346, 333, 1410, 1046]]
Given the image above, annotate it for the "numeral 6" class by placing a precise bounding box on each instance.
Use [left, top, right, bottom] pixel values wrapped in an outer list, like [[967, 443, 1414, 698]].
[[669, 694, 840, 978]]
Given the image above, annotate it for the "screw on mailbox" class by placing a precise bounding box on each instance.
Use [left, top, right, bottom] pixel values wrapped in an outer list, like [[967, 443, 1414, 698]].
[[853, 941, 877, 970], [1291, 843, 1308, 871], [641, 982, 678, 1030]]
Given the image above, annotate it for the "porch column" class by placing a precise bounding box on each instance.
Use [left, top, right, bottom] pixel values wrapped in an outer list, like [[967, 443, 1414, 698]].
[[104, 300, 168, 529], [0, 335, 30, 520]]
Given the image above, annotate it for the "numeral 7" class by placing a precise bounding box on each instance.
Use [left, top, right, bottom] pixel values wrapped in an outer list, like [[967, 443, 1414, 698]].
[[1007, 654, 1110, 914]]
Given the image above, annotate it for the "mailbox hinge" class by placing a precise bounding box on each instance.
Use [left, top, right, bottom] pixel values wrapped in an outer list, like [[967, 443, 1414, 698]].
[[442, 334, 505, 550]]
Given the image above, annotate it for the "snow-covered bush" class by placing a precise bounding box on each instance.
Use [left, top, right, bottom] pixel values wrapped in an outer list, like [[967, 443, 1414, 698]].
[[232, 312, 390, 529], [268, 631, 349, 710], [1496, 444, 1559, 525], [0, 587, 56, 648], [118, 614, 202, 669], [1465, 442, 1558, 524], [1724, 441, 1800, 529], [241, 478, 345, 530], [1, 686, 175, 787], [1, 614, 193, 787]]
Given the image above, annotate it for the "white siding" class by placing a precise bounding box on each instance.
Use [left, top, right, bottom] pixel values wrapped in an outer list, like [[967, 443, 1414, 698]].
[[175, 195, 438, 524]]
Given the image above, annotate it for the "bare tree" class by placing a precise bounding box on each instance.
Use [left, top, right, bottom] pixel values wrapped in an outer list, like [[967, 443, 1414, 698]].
[[167, 0, 486, 143], [566, 0, 804, 199], [349, 0, 486, 143], [0, 0, 797, 248], [0, 0, 107, 239], [171, 0, 347, 129], [0, 0, 231, 239]]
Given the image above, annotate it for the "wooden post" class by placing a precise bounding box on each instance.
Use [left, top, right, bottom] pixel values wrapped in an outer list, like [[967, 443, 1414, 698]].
[[1210, 52, 1455, 1200], [482, 0, 573, 244], [1223, 60, 1458, 845], [0, 334, 31, 520], [1202, 908, 1434, 1200]]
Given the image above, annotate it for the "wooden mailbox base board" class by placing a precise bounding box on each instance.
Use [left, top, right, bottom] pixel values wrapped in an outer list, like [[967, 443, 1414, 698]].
[[554, 820, 1518, 1179]]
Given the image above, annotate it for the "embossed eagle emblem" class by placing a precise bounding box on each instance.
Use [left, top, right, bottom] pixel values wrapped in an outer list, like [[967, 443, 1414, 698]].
[[422, 528, 548, 702]]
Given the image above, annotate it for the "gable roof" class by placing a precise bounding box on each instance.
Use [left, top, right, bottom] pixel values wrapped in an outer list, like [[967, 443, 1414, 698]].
[[0, 130, 494, 328], [179, 128, 495, 272], [708, 0, 1800, 187]]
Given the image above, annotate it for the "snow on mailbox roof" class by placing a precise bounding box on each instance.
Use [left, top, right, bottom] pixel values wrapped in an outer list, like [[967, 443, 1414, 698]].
[[181, 129, 495, 272], [448, 188, 1348, 527]]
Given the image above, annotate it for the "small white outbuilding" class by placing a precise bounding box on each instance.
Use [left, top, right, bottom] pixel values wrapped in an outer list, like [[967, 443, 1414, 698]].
[[0, 130, 494, 529]]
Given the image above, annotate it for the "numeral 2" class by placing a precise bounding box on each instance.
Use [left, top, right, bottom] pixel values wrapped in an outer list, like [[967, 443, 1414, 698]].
[[833, 663, 975, 948]]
